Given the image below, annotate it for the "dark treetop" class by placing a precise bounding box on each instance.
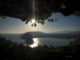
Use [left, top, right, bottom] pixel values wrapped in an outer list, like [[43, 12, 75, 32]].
[[0, 0, 80, 26]]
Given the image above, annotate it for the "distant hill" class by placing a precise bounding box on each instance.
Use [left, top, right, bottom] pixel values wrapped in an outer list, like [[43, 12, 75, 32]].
[[21, 32, 47, 38], [21, 31, 80, 39]]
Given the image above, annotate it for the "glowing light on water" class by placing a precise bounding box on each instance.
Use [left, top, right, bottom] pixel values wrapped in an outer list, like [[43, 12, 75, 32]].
[[29, 38, 39, 48]]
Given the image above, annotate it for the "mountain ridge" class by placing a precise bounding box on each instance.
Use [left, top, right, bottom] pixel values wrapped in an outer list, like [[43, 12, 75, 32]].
[[21, 31, 80, 39]]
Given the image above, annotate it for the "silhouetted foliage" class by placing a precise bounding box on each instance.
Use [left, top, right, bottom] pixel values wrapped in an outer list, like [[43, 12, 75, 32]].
[[0, 0, 80, 25], [2, 36, 80, 60]]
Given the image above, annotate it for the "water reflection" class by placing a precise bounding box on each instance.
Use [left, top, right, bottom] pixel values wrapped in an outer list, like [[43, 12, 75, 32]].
[[29, 37, 72, 48], [29, 38, 39, 48]]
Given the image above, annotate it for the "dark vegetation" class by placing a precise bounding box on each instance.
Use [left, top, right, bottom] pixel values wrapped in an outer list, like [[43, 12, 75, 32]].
[[0, 0, 80, 25], [0, 0, 80, 59], [0, 37, 80, 60]]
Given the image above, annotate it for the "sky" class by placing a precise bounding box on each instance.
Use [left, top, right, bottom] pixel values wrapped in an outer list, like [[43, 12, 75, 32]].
[[0, 13, 80, 34]]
